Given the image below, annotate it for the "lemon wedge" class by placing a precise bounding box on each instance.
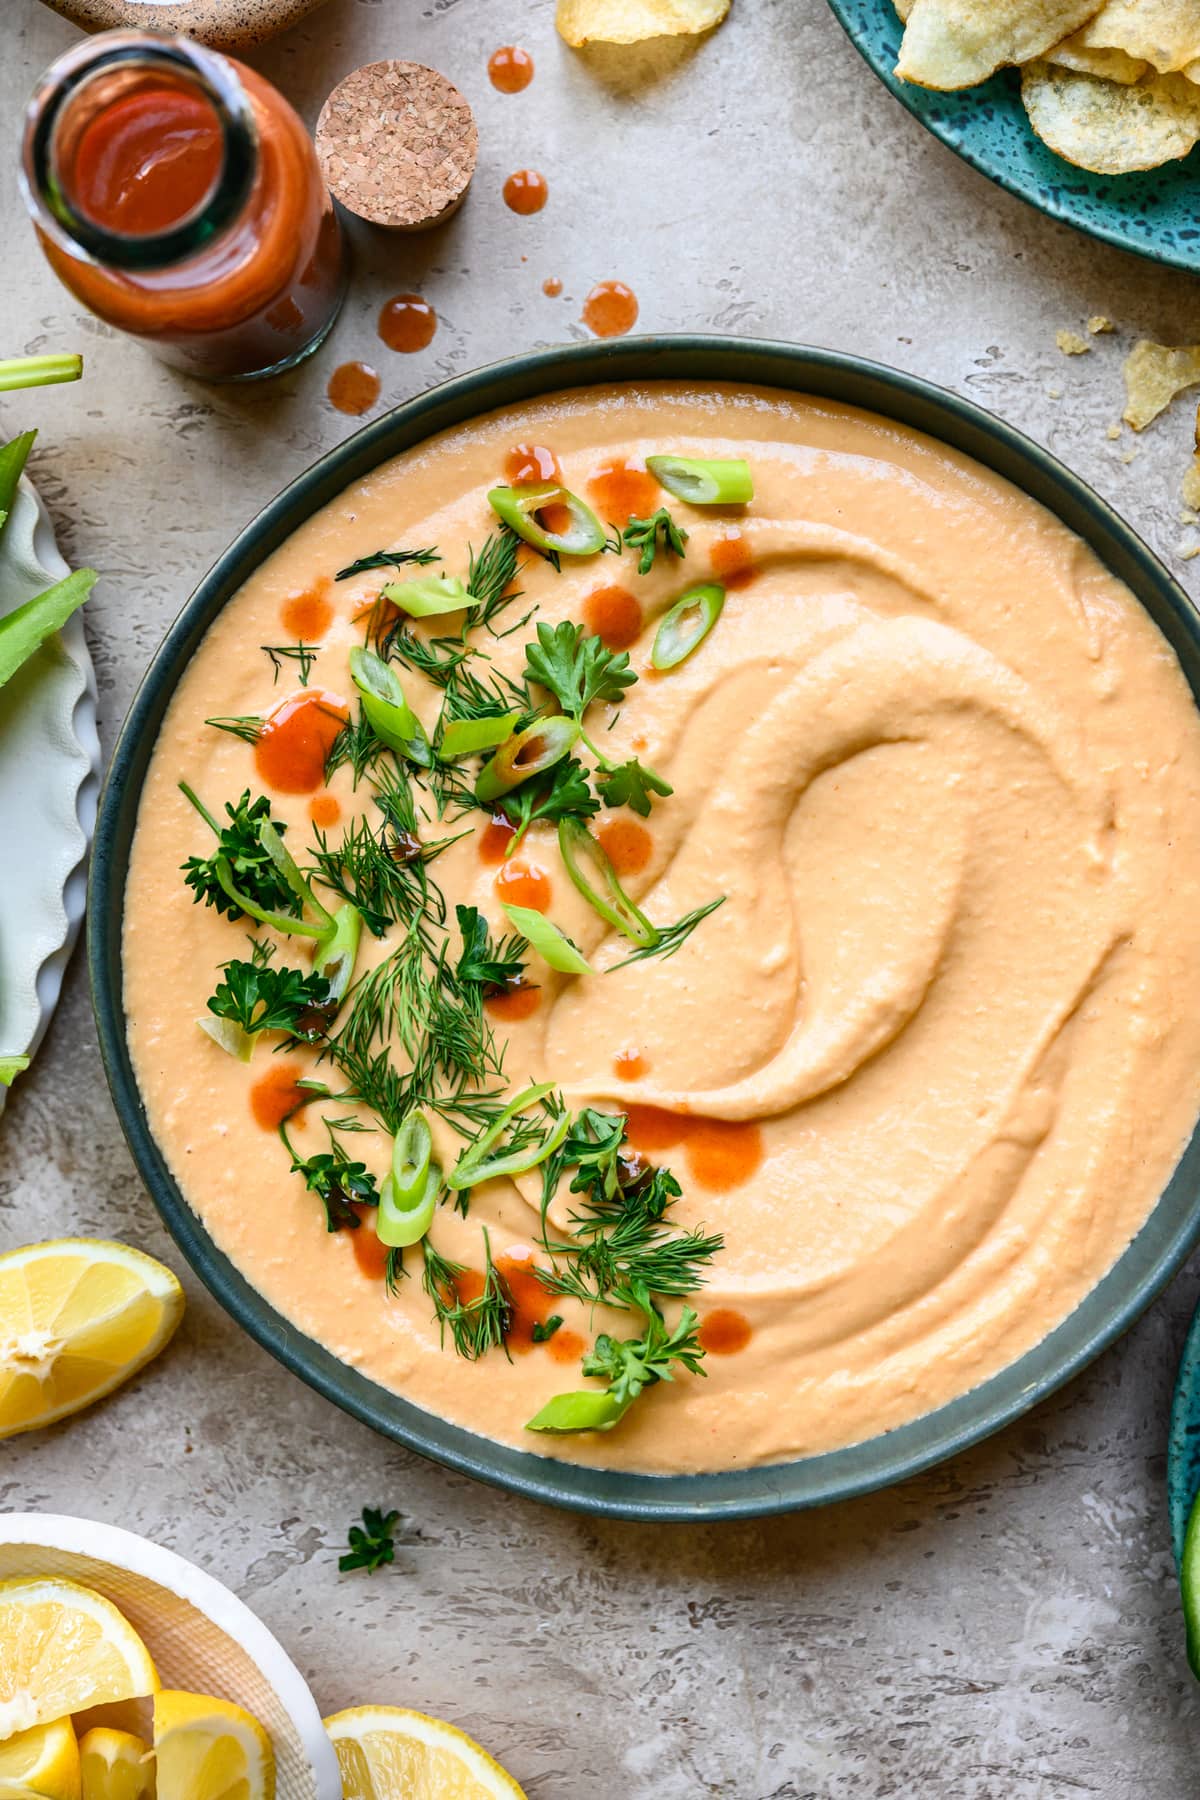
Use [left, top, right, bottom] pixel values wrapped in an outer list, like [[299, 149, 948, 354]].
[[0, 1715, 80, 1798], [79, 1728, 153, 1800], [323, 1706, 527, 1800], [153, 1691, 274, 1800], [0, 1579, 157, 1741], [0, 1238, 184, 1439]]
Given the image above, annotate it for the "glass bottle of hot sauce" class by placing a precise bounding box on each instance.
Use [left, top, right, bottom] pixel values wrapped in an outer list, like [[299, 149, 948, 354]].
[[20, 31, 348, 382]]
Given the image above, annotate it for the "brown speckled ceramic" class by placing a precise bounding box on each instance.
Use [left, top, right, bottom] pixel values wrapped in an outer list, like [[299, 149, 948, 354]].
[[38, 0, 332, 51]]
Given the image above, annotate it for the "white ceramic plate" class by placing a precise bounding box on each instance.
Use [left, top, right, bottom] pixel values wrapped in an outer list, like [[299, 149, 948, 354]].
[[0, 478, 100, 1107]]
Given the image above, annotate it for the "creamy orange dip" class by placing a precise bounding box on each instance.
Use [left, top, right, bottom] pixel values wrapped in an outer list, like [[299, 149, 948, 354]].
[[124, 382, 1200, 1473]]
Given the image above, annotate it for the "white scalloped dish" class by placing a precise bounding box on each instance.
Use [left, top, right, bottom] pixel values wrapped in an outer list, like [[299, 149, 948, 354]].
[[0, 479, 100, 1108]]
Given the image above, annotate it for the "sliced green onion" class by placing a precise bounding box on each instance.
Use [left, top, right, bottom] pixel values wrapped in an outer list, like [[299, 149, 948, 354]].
[[313, 903, 361, 1006], [448, 1082, 569, 1189], [651, 582, 725, 671], [377, 1162, 440, 1248], [0, 353, 83, 394], [502, 903, 592, 975], [213, 856, 327, 938], [488, 483, 607, 558], [380, 574, 470, 618], [349, 646, 432, 765], [475, 716, 579, 803], [557, 818, 657, 948], [439, 711, 521, 760], [525, 1390, 632, 1433], [196, 1015, 254, 1062], [259, 819, 334, 929], [0, 1055, 30, 1088], [646, 455, 754, 506]]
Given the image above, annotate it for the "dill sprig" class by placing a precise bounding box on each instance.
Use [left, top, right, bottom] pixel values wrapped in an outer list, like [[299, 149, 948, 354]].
[[262, 642, 318, 686], [465, 527, 531, 638], [324, 705, 392, 787], [205, 713, 263, 745], [611, 897, 726, 968], [335, 546, 439, 581], [421, 1229, 513, 1361]]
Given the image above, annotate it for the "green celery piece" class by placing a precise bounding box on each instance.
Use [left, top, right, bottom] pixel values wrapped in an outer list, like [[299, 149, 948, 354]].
[[0, 432, 37, 535], [0, 568, 97, 691]]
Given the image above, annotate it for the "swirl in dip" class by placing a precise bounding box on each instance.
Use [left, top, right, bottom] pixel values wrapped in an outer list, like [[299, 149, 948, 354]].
[[124, 383, 1200, 1473]]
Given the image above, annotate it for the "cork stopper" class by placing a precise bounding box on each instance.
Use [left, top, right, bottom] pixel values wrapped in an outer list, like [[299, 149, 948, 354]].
[[315, 61, 478, 232]]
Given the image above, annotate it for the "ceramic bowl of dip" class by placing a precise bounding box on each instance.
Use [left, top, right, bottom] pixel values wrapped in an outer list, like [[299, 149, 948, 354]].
[[0, 1512, 341, 1798], [89, 336, 1200, 1521]]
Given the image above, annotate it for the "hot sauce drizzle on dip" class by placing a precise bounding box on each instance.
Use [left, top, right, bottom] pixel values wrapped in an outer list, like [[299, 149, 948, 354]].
[[478, 814, 518, 865], [699, 1309, 752, 1355], [281, 583, 332, 640], [254, 690, 347, 793], [505, 444, 561, 485], [710, 530, 756, 588], [485, 976, 541, 1022], [597, 817, 652, 874], [494, 860, 551, 911], [588, 458, 657, 525], [583, 584, 642, 650], [250, 1063, 310, 1131]]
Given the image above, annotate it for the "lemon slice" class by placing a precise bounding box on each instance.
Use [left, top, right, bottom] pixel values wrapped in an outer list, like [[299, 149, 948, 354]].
[[0, 1579, 158, 1741], [0, 1238, 184, 1439], [323, 1706, 527, 1800], [0, 1716, 80, 1798], [79, 1728, 153, 1800], [153, 1691, 274, 1800]]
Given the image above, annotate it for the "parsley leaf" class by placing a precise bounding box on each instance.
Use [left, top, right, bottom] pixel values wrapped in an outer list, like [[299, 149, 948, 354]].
[[207, 959, 330, 1037], [281, 1120, 380, 1232], [531, 1316, 563, 1343], [500, 757, 599, 852], [338, 1506, 401, 1573], [523, 621, 636, 721], [596, 757, 673, 818], [455, 904, 528, 989], [583, 1305, 706, 1408], [182, 789, 297, 921], [622, 508, 688, 576]]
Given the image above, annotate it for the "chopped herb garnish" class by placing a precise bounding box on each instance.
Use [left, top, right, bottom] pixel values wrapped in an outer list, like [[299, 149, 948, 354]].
[[622, 508, 688, 576], [422, 1230, 513, 1361], [500, 757, 599, 853], [585, 1304, 705, 1407], [204, 714, 263, 745], [465, 526, 530, 637], [596, 757, 673, 818], [280, 1117, 379, 1232], [180, 785, 299, 922], [207, 956, 330, 1038], [524, 620, 637, 722], [531, 1316, 563, 1343], [611, 896, 726, 968], [335, 547, 439, 581], [338, 1505, 401, 1573], [262, 642, 318, 685], [455, 903, 528, 989]]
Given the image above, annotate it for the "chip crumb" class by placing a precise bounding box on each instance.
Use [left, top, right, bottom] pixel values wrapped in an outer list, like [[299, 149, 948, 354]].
[[1088, 315, 1115, 334], [1123, 339, 1200, 430], [1056, 329, 1091, 355], [1047, 385, 1064, 398], [1121, 448, 1138, 464], [1183, 455, 1200, 512], [1178, 541, 1200, 561], [1106, 422, 1122, 440]]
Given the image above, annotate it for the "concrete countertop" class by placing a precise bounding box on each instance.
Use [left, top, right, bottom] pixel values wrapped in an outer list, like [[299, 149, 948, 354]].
[[5, 1, 1200, 1793]]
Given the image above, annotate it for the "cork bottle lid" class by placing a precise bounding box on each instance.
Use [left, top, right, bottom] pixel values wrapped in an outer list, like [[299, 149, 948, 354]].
[[315, 60, 478, 231]]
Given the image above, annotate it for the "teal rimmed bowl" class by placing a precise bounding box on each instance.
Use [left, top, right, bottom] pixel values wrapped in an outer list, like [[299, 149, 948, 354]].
[[89, 336, 1200, 1521], [826, 1, 1200, 275]]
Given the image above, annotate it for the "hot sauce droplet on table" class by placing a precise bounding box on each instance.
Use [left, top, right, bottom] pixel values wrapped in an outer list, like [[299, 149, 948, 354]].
[[378, 293, 437, 353], [255, 690, 348, 794], [582, 281, 638, 339], [327, 361, 381, 416], [503, 170, 548, 214], [542, 276, 563, 297], [488, 45, 535, 92]]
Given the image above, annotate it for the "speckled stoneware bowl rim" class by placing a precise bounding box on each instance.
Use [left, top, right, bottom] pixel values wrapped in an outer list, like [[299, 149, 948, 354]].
[[825, 0, 1200, 276], [89, 335, 1200, 1522]]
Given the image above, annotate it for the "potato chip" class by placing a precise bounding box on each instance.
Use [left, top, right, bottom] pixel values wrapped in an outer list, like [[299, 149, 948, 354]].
[[895, 0, 1103, 90], [1045, 29, 1146, 82], [1183, 406, 1200, 511], [1022, 62, 1200, 173], [1076, 0, 1200, 74], [1056, 329, 1091, 354], [1122, 340, 1200, 431], [556, 0, 729, 47], [893, 0, 914, 20]]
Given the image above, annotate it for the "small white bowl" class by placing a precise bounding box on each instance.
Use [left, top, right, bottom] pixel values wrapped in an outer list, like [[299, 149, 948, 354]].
[[0, 1514, 341, 1798]]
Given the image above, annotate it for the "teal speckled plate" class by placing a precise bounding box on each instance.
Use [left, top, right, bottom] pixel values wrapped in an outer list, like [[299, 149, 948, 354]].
[[1169, 1296, 1200, 1569], [827, 1, 1200, 274]]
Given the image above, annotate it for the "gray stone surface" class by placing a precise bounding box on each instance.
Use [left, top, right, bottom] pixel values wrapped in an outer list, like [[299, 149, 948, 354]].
[[5, 1, 1200, 1793]]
